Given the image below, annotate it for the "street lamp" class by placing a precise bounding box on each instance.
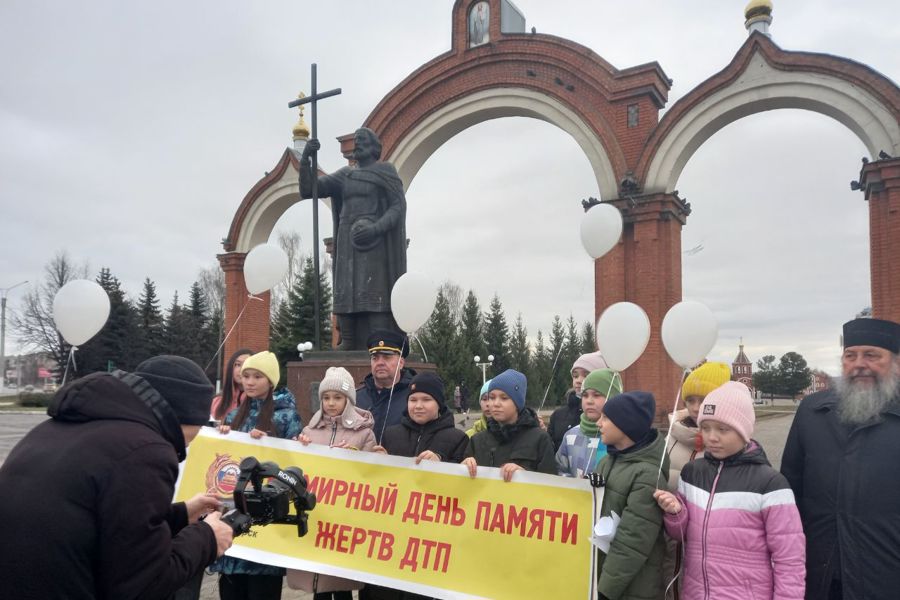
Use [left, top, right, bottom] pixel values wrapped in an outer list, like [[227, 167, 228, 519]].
[[474, 354, 494, 385], [1, 281, 28, 388], [297, 341, 314, 361]]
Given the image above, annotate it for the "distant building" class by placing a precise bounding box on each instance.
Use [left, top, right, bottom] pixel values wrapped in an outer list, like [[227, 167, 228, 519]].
[[803, 369, 831, 396], [732, 339, 754, 393]]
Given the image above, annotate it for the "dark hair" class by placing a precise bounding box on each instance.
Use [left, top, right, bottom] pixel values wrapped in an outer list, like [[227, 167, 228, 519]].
[[215, 348, 253, 421], [228, 387, 276, 435]]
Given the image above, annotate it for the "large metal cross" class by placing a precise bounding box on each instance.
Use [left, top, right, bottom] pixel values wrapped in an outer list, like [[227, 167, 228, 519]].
[[287, 64, 341, 350]]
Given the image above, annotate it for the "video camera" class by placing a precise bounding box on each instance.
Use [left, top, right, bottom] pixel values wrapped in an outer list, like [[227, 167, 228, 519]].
[[220, 457, 317, 538]]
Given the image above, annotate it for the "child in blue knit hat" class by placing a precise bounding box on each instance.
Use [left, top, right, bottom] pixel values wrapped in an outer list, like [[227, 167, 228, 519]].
[[462, 369, 556, 481]]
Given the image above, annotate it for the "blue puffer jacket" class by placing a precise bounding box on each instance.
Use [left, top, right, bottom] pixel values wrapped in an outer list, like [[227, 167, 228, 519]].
[[212, 388, 303, 576], [555, 423, 606, 477]]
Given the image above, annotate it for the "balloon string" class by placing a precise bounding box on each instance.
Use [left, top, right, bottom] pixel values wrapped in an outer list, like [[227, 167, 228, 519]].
[[656, 368, 692, 488], [411, 333, 428, 363], [538, 342, 566, 413], [585, 370, 622, 474], [60, 346, 77, 387], [203, 294, 263, 372], [377, 337, 407, 444]]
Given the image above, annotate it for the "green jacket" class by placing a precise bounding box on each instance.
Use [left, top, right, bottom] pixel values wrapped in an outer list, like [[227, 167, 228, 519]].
[[595, 430, 668, 600], [465, 408, 557, 474]]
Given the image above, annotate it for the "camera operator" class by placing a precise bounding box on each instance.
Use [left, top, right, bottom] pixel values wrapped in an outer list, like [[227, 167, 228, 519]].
[[0, 355, 234, 599]]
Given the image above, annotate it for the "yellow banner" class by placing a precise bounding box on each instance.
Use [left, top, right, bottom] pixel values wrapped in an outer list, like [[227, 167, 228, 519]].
[[177, 428, 597, 599]]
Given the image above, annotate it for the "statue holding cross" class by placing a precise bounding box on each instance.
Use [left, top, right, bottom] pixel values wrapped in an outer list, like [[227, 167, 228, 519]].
[[299, 129, 407, 350], [289, 66, 408, 351]]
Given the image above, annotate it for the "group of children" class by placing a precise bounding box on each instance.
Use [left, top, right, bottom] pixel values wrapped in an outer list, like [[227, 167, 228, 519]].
[[206, 345, 805, 600], [550, 354, 805, 600]]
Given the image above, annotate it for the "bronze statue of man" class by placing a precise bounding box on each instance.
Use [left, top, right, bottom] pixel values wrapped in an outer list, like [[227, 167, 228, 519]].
[[300, 128, 407, 350]]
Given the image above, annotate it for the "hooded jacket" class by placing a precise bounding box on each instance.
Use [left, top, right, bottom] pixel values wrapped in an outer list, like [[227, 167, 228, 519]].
[[665, 410, 702, 492], [356, 367, 417, 444], [0, 372, 217, 600], [548, 389, 582, 451], [214, 387, 302, 576], [556, 422, 606, 477], [781, 389, 900, 600], [381, 410, 469, 463], [666, 442, 805, 600], [288, 399, 374, 593], [465, 407, 556, 474], [595, 431, 669, 600], [465, 414, 488, 438], [302, 402, 377, 451]]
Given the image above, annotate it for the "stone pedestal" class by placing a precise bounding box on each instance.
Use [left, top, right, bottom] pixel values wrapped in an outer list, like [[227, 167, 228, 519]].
[[286, 351, 436, 425]]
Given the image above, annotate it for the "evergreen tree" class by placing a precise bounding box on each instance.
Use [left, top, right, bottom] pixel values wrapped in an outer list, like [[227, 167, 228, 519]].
[[483, 294, 510, 374], [271, 257, 332, 380], [508, 313, 530, 375], [77, 268, 140, 374], [419, 290, 467, 400], [529, 330, 552, 407], [187, 281, 219, 378], [580, 320, 596, 354], [752, 355, 779, 402], [163, 291, 196, 359], [547, 315, 568, 405], [562, 315, 581, 375], [135, 277, 164, 363], [778, 352, 812, 398], [459, 290, 486, 389]]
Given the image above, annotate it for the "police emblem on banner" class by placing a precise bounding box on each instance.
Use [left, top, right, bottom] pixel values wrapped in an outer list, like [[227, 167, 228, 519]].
[[206, 453, 243, 498]]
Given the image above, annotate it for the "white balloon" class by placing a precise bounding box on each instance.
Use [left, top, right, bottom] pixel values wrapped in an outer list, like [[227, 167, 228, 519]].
[[391, 272, 437, 334], [244, 243, 289, 295], [595, 302, 651, 372], [662, 301, 719, 369], [579, 203, 623, 259], [53, 280, 111, 346]]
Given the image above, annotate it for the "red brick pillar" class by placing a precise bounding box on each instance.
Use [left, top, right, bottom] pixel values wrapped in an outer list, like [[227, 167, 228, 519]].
[[594, 193, 690, 422], [217, 252, 271, 368], [861, 158, 900, 323]]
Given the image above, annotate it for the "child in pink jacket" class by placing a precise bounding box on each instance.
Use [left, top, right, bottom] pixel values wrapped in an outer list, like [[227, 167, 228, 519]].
[[289, 366, 375, 599], [654, 382, 805, 600]]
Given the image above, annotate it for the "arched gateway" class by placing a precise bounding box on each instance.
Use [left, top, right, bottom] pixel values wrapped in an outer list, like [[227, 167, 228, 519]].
[[221, 0, 900, 417]]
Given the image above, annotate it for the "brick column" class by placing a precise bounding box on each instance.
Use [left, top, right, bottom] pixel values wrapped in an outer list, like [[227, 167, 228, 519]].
[[217, 252, 271, 366], [860, 157, 900, 323], [594, 193, 690, 422]]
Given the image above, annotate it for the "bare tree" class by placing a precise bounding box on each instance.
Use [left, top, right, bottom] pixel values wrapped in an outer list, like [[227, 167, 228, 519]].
[[12, 250, 89, 370], [272, 230, 308, 317], [440, 280, 465, 325], [197, 264, 225, 318]]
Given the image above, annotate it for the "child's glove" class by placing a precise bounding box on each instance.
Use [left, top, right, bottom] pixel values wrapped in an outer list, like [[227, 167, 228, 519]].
[[586, 472, 605, 488]]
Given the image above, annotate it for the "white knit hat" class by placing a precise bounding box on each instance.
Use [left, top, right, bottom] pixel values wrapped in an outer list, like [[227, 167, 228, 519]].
[[318, 366, 356, 404]]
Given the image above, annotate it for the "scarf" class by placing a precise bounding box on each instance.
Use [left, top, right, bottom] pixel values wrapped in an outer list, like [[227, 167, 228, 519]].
[[579, 412, 599, 437]]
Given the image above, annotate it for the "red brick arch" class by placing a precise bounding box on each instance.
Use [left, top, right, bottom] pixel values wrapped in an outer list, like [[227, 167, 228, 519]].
[[219, 2, 900, 416], [360, 0, 671, 199], [636, 33, 900, 194]]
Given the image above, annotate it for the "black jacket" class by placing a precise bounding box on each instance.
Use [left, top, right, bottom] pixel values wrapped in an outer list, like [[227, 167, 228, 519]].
[[356, 367, 417, 444], [380, 410, 469, 463], [0, 372, 217, 600], [465, 407, 556, 474], [781, 389, 900, 600], [548, 390, 581, 451]]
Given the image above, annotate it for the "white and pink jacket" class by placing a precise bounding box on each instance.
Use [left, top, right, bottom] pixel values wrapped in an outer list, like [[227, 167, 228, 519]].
[[665, 442, 805, 600]]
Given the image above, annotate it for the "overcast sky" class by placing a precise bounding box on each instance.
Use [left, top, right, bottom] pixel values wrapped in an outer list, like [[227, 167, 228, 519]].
[[2, 1, 897, 376]]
